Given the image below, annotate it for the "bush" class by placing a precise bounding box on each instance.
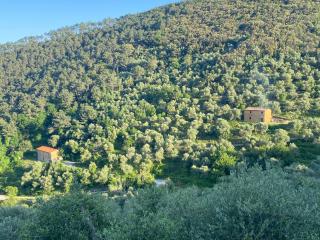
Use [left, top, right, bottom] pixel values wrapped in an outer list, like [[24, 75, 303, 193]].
[[4, 186, 18, 197], [106, 168, 320, 240], [0, 207, 34, 240], [3, 168, 320, 240], [25, 192, 121, 240]]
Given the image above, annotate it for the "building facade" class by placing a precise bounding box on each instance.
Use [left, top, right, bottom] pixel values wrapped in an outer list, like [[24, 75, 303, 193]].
[[244, 107, 272, 123], [36, 146, 59, 162]]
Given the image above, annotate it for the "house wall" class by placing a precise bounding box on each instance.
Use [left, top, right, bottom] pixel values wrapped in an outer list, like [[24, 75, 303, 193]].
[[50, 151, 59, 161], [37, 150, 59, 162], [244, 110, 265, 122], [244, 110, 272, 123], [37, 150, 49, 162], [263, 109, 272, 123]]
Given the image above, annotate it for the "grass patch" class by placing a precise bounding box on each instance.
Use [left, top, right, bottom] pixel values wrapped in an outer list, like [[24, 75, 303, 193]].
[[0, 195, 36, 206]]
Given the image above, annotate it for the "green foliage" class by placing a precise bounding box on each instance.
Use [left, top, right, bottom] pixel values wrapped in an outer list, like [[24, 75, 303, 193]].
[[0, 0, 320, 193], [213, 152, 237, 175], [21, 162, 76, 194], [2, 168, 320, 240], [27, 192, 120, 240], [0, 207, 34, 240], [4, 186, 18, 197], [107, 168, 320, 240], [273, 129, 290, 145]]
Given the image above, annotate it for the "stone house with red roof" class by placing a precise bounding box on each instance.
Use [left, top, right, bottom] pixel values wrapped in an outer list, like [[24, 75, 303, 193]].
[[36, 146, 60, 162]]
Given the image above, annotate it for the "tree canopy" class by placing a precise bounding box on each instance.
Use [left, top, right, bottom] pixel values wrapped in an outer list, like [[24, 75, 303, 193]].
[[0, 0, 320, 193]]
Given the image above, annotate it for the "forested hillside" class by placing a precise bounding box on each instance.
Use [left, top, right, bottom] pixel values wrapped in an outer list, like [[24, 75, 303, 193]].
[[0, 0, 320, 194]]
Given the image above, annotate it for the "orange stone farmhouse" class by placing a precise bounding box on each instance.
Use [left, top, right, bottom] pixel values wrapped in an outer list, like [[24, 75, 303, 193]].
[[36, 146, 60, 162], [243, 107, 272, 123]]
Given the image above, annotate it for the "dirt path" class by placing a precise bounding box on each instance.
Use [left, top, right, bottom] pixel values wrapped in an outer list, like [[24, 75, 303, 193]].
[[0, 195, 8, 201]]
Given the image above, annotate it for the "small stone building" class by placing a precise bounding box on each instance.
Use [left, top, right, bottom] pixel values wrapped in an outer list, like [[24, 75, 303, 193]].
[[36, 146, 59, 162], [244, 107, 272, 123]]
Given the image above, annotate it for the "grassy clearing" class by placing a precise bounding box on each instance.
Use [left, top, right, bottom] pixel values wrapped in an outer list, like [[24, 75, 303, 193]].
[[1, 195, 36, 206]]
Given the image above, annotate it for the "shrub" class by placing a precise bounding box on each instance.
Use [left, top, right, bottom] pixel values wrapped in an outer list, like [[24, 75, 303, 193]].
[[4, 186, 18, 197], [3, 168, 320, 240]]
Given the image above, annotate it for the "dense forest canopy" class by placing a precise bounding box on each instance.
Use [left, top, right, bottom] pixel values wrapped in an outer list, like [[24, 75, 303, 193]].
[[0, 0, 320, 194]]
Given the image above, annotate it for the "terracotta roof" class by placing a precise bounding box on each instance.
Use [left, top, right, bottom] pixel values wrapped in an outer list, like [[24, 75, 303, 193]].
[[245, 107, 270, 111], [36, 146, 58, 153]]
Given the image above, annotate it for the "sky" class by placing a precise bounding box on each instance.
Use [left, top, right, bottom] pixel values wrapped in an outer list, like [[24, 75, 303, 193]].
[[0, 0, 179, 43]]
